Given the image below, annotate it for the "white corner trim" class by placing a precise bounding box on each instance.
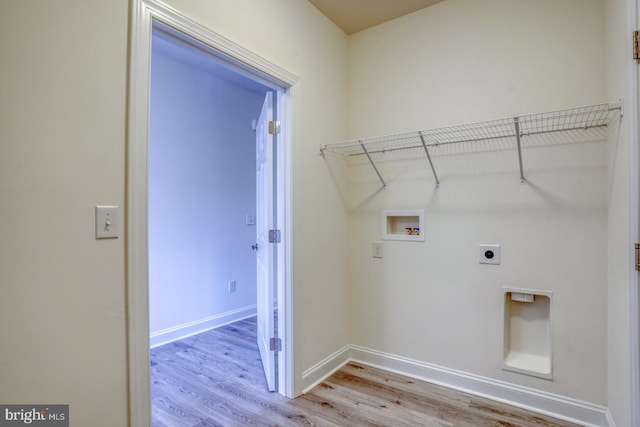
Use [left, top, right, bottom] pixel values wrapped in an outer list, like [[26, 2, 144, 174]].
[[301, 344, 610, 427], [301, 345, 352, 394], [149, 305, 257, 348], [605, 407, 617, 427]]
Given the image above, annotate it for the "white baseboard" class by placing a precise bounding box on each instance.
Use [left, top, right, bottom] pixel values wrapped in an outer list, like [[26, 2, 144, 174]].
[[301, 344, 352, 394], [301, 344, 611, 427], [149, 304, 257, 348]]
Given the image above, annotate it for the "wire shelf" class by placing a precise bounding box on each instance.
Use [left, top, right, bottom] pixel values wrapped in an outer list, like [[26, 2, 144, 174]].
[[320, 101, 622, 188]]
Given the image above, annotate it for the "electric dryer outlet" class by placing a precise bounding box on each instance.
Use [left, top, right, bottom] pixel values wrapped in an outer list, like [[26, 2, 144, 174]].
[[479, 244, 501, 265]]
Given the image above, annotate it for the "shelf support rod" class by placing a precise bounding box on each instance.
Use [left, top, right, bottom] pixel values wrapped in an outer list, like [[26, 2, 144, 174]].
[[418, 132, 440, 188], [360, 141, 387, 190], [514, 117, 525, 184]]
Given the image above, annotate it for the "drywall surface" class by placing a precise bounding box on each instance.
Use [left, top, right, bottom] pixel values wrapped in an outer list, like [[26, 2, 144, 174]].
[[346, 0, 607, 404], [148, 47, 263, 342], [162, 0, 351, 394], [0, 1, 129, 425], [605, 0, 636, 424], [0, 0, 349, 421]]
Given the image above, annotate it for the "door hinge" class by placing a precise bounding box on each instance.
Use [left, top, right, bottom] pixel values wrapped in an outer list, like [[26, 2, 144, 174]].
[[268, 120, 281, 135], [634, 31, 640, 63], [270, 337, 282, 351], [269, 229, 281, 243], [635, 243, 640, 271]]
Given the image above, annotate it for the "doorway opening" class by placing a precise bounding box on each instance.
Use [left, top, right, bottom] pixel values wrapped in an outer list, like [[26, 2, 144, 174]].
[[148, 20, 286, 392], [127, 2, 297, 424]]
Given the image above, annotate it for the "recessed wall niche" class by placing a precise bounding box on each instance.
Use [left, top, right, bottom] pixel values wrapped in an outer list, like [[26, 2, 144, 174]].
[[502, 288, 552, 380], [382, 210, 425, 241]]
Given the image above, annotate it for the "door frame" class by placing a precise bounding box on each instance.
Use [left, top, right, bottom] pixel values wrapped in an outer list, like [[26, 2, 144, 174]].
[[127, 1, 297, 425], [632, 1, 640, 424]]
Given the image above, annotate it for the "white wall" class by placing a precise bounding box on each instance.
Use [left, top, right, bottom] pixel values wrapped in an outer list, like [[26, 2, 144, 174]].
[[0, 1, 129, 425], [4, 0, 636, 423], [148, 44, 265, 344], [346, 0, 608, 404], [0, 0, 349, 422], [605, 0, 637, 425]]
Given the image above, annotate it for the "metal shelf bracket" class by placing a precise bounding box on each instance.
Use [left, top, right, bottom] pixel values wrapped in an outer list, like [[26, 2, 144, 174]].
[[360, 141, 387, 190], [418, 131, 440, 188], [514, 117, 525, 184]]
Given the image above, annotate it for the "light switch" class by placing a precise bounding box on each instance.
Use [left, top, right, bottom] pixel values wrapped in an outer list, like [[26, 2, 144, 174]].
[[96, 206, 119, 239]]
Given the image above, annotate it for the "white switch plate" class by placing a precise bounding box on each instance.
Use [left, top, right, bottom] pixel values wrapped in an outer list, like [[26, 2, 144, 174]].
[[245, 214, 256, 226], [228, 280, 236, 293], [479, 244, 500, 265], [372, 241, 383, 258], [96, 206, 119, 239]]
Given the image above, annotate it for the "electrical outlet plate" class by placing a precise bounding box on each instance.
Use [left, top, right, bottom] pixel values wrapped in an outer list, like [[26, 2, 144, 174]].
[[479, 244, 500, 265], [372, 241, 383, 258]]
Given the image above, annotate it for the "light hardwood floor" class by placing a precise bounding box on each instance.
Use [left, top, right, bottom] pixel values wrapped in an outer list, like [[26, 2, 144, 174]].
[[151, 317, 581, 427]]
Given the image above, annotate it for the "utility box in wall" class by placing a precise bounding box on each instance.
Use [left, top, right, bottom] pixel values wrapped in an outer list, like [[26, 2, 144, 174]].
[[382, 210, 425, 241], [502, 288, 553, 380]]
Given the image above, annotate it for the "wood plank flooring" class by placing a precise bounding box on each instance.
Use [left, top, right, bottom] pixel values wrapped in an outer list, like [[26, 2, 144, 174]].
[[151, 317, 582, 427]]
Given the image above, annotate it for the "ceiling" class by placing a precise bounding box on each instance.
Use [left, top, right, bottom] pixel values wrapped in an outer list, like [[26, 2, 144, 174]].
[[152, 2, 449, 93], [307, 0, 446, 35]]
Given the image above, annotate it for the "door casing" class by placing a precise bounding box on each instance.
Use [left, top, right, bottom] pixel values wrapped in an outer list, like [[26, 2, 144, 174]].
[[127, 1, 297, 425]]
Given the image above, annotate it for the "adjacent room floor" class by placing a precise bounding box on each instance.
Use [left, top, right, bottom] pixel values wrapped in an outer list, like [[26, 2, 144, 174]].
[[150, 317, 580, 426]]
